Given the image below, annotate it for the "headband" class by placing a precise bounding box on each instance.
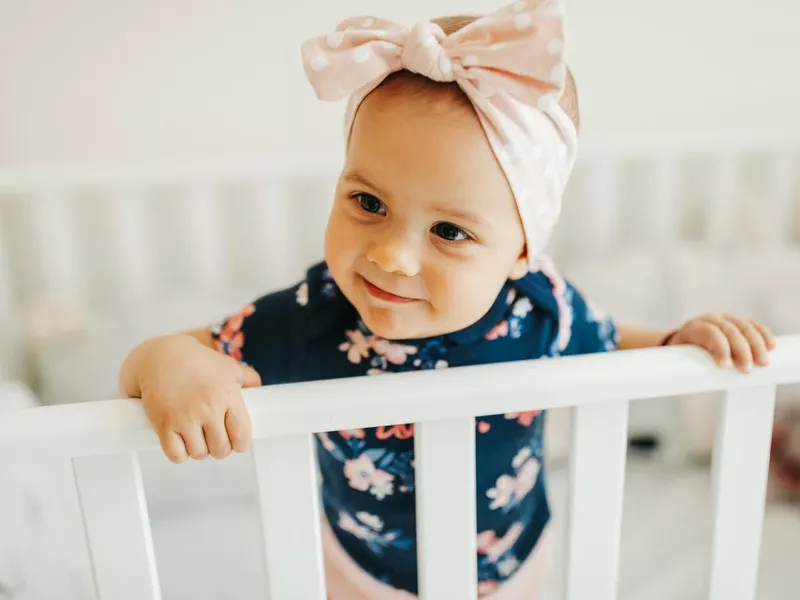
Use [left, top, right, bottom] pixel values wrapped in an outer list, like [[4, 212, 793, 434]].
[[301, 0, 575, 350]]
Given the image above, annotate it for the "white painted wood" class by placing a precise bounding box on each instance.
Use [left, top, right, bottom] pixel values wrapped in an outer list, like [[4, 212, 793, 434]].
[[253, 180, 298, 288], [708, 385, 776, 600], [181, 183, 224, 291], [29, 189, 82, 308], [415, 417, 477, 600], [647, 160, 682, 247], [582, 159, 622, 254], [564, 400, 629, 600], [252, 434, 326, 600], [107, 188, 153, 300], [2, 338, 800, 459], [72, 452, 161, 600], [762, 154, 796, 246], [707, 156, 740, 247]]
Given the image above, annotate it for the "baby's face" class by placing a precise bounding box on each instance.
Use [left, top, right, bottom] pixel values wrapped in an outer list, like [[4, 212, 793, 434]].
[[324, 88, 527, 340]]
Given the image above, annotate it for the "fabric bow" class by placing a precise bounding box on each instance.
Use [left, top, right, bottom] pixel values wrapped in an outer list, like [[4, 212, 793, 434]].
[[301, 0, 577, 351]]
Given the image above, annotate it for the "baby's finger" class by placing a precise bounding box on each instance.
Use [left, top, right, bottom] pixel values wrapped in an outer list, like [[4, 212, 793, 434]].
[[181, 425, 210, 460], [725, 315, 770, 367], [161, 430, 189, 464], [753, 321, 777, 351], [204, 417, 233, 459], [225, 401, 253, 454], [702, 315, 752, 372], [691, 319, 733, 367]]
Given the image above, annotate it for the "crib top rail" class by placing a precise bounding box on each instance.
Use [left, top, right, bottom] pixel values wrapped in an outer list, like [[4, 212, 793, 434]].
[[1, 335, 799, 459]]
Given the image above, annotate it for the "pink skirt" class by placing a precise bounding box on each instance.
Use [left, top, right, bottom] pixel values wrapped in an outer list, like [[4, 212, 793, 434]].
[[322, 517, 552, 600]]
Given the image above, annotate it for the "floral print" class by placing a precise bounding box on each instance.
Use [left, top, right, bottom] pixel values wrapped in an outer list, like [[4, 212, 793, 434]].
[[296, 282, 309, 306], [486, 450, 541, 512], [505, 410, 541, 427], [211, 303, 255, 362], [337, 510, 412, 555], [344, 454, 396, 500], [209, 261, 619, 596]]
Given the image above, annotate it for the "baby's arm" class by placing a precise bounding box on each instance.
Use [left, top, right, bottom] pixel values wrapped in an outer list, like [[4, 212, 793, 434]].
[[617, 316, 776, 373], [119, 329, 261, 463]]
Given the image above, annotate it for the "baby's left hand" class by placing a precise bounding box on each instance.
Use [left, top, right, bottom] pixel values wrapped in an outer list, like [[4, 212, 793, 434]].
[[665, 314, 776, 373]]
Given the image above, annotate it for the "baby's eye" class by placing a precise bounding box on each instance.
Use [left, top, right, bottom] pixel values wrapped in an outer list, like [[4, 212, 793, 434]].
[[432, 222, 470, 242], [355, 193, 386, 215]]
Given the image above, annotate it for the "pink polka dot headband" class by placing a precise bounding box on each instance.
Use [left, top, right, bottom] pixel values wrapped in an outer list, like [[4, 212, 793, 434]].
[[301, 0, 578, 276]]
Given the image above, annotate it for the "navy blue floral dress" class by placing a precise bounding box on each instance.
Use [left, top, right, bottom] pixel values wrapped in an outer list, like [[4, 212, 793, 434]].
[[211, 262, 617, 597]]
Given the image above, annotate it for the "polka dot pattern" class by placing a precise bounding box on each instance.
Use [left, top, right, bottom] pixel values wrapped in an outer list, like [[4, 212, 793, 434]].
[[301, 0, 578, 285]]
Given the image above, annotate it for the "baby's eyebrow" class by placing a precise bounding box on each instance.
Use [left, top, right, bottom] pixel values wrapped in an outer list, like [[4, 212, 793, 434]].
[[436, 205, 488, 228], [342, 171, 389, 198]]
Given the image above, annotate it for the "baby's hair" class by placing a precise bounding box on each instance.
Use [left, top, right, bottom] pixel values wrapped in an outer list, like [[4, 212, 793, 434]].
[[376, 14, 580, 131]]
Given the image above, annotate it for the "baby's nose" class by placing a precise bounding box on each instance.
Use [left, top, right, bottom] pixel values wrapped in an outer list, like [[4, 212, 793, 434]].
[[366, 237, 421, 277]]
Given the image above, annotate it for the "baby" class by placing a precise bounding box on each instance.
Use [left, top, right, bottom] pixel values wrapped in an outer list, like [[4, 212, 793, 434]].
[[119, 1, 775, 598]]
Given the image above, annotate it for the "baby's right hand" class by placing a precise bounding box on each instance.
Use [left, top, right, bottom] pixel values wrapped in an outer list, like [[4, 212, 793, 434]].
[[121, 334, 261, 463]]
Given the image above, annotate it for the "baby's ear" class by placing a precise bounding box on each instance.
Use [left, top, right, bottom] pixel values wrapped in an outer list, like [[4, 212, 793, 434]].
[[508, 248, 529, 281]]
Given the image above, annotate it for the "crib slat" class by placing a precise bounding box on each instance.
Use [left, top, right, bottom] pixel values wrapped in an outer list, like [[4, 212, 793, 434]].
[[415, 417, 477, 600], [30, 190, 82, 308], [253, 435, 326, 600], [707, 156, 740, 246], [582, 160, 622, 254], [648, 160, 682, 247], [182, 184, 225, 291], [564, 400, 629, 600], [253, 181, 297, 288], [72, 452, 161, 600], [108, 189, 153, 300], [761, 155, 796, 246], [708, 385, 775, 600]]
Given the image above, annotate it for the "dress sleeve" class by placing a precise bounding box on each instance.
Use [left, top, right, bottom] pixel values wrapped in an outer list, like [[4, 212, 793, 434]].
[[210, 285, 299, 385], [562, 281, 620, 356]]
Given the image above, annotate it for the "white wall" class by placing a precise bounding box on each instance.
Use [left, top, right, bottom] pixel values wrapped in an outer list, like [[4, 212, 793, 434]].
[[1, 0, 798, 172]]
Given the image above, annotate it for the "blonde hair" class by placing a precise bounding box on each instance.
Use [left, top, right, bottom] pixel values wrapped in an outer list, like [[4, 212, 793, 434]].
[[377, 14, 580, 130]]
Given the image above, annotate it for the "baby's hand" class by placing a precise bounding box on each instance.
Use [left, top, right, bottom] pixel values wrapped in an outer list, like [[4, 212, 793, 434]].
[[123, 334, 261, 463], [665, 314, 776, 373]]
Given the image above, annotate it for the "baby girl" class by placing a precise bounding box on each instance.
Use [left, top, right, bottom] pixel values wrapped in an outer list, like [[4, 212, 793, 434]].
[[119, 1, 775, 597]]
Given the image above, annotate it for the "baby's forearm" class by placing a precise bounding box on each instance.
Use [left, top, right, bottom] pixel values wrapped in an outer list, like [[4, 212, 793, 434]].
[[616, 324, 672, 351]]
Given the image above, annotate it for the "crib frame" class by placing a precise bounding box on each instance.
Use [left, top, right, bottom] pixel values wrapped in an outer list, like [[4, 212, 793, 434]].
[[1, 336, 799, 600]]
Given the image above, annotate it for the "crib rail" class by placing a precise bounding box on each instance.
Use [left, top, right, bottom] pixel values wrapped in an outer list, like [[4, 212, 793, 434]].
[[2, 336, 800, 600]]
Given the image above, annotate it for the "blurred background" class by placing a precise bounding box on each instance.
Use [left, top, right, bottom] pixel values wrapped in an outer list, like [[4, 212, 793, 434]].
[[1, 0, 799, 598]]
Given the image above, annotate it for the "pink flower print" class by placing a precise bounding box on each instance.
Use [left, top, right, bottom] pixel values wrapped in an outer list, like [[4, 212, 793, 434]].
[[337, 512, 375, 542], [372, 339, 418, 365], [485, 320, 509, 341], [296, 282, 309, 306], [339, 429, 365, 440], [435, 360, 448, 369], [477, 580, 499, 597], [369, 470, 395, 500], [476, 523, 524, 563], [477, 421, 491, 434], [506, 288, 517, 306], [512, 447, 532, 469], [367, 368, 385, 376], [344, 455, 375, 491], [514, 458, 540, 501], [355, 512, 383, 532], [504, 410, 541, 427], [343, 454, 395, 499], [339, 330, 372, 364], [487, 474, 516, 510], [214, 303, 255, 362]]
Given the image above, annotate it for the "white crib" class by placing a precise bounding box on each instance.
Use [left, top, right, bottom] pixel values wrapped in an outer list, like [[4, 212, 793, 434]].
[[1, 337, 799, 600], [1, 133, 799, 459]]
